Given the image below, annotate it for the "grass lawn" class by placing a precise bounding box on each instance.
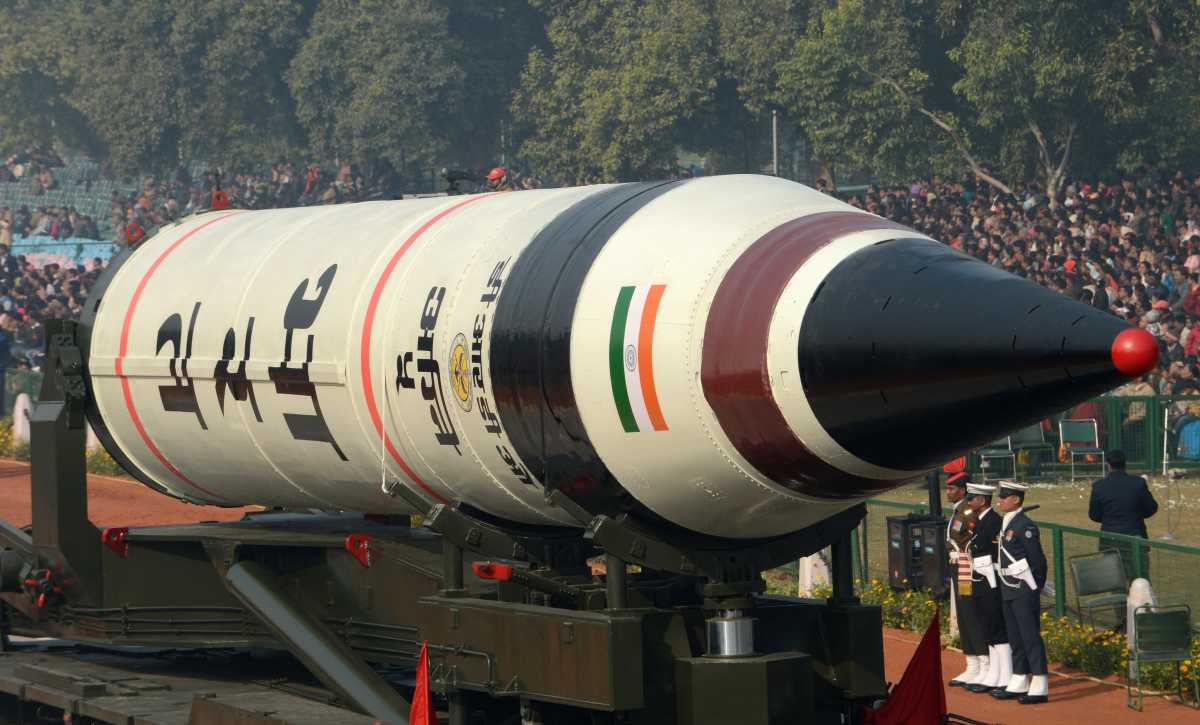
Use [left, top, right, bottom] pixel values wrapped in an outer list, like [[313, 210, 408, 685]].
[[724, 472, 1200, 613], [873, 473, 1200, 547]]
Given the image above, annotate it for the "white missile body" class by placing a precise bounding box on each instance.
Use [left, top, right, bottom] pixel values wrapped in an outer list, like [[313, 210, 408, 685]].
[[83, 175, 1144, 542]]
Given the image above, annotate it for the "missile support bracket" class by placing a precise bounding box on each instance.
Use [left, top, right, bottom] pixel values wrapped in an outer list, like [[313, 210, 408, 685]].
[[546, 490, 865, 599], [23, 321, 102, 610]]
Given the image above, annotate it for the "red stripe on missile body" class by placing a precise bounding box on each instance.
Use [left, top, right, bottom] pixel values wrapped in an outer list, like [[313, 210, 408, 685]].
[[359, 195, 490, 505], [115, 212, 240, 503], [701, 211, 910, 498]]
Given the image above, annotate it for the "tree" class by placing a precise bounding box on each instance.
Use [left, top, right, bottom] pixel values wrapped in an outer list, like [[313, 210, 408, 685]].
[[775, 0, 963, 185], [713, 0, 809, 114], [447, 0, 547, 169], [50, 0, 311, 174], [0, 1, 98, 155], [950, 0, 1098, 200], [60, 1, 186, 173], [778, 0, 1200, 197], [1085, 0, 1200, 173], [167, 0, 312, 169], [704, 0, 810, 175], [513, 0, 719, 182], [287, 0, 464, 176]]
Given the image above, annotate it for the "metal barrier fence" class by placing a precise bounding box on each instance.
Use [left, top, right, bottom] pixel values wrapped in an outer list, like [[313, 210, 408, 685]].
[[859, 499, 1200, 627], [967, 394, 1200, 479]]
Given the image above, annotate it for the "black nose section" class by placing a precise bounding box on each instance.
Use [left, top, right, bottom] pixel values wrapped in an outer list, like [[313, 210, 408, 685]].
[[798, 237, 1153, 471]]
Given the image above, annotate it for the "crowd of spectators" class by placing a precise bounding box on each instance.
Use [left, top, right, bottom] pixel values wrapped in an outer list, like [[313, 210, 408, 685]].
[[108, 161, 408, 244], [111, 163, 542, 244], [1, 146, 546, 249], [844, 169, 1200, 396], [0, 245, 104, 376], [0, 157, 543, 390], [1, 147, 103, 243], [4, 152, 1199, 400]]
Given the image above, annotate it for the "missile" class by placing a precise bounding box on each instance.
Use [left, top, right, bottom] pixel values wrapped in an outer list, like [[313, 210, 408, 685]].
[[79, 175, 1157, 544]]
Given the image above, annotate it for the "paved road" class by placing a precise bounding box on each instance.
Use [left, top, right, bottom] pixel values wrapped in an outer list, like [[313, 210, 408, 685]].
[[882, 627, 1200, 723]]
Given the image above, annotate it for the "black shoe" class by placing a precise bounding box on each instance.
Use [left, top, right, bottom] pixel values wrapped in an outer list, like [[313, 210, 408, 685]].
[[966, 683, 993, 693], [1018, 694, 1048, 705], [948, 679, 967, 688], [991, 689, 1023, 700]]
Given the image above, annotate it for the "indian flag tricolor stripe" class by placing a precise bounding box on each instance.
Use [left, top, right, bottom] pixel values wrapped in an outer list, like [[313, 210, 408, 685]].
[[609, 285, 668, 432]]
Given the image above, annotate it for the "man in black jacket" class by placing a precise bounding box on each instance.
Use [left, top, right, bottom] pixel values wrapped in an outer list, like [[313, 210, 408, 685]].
[[993, 482, 1049, 705], [964, 483, 1011, 696], [1088, 449, 1158, 580]]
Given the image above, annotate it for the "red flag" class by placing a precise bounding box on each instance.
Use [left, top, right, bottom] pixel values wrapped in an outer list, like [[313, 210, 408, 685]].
[[864, 612, 946, 725], [410, 641, 436, 725], [942, 457, 966, 473]]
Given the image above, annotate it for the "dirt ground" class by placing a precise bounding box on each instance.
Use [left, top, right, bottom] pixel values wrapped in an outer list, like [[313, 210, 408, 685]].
[[883, 626, 1200, 724], [0, 459, 256, 528]]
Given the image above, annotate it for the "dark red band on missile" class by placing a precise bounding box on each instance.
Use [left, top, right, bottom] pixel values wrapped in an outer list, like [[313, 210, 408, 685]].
[[701, 211, 910, 499], [360, 195, 491, 505], [114, 212, 241, 503]]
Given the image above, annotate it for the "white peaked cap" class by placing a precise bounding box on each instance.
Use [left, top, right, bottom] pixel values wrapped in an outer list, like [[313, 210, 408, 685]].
[[998, 480, 1029, 496]]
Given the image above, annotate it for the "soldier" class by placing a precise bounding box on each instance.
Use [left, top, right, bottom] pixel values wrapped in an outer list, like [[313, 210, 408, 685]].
[[991, 481, 1049, 705], [962, 483, 1012, 695], [945, 473, 988, 687], [484, 167, 516, 192]]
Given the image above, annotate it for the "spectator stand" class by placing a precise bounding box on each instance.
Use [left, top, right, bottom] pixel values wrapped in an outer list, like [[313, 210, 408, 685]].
[[0, 157, 130, 241], [10, 236, 118, 264]]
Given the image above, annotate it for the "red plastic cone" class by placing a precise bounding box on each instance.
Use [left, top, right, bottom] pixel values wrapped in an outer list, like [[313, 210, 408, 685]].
[[409, 640, 436, 725], [863, 612, 946, 725]]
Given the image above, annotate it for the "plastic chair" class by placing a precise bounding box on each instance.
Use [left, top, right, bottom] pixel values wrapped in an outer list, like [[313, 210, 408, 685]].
[[1059, 418, 1105, 482], [1069, 550, 1128, 629], [1012, 423, 1054, 477], [978, 436, 1015, 480], [1127, 604, 1199, 711]]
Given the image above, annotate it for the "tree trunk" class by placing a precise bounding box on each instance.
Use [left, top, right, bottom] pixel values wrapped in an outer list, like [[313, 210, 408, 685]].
[[872, 73, 1013, 195], [1029, 121, 1076, 203]]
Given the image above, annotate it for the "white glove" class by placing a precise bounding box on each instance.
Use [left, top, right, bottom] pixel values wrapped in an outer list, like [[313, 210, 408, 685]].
[[973, 555, 997, 588]]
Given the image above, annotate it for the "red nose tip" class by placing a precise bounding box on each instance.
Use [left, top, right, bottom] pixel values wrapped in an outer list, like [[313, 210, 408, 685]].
[[1111, 328, 1159, 377]]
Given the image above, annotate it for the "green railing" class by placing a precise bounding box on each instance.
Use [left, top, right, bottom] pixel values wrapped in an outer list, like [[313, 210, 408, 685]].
[[859, 499, 1200, 627], [967, 394, 1200, 479]]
